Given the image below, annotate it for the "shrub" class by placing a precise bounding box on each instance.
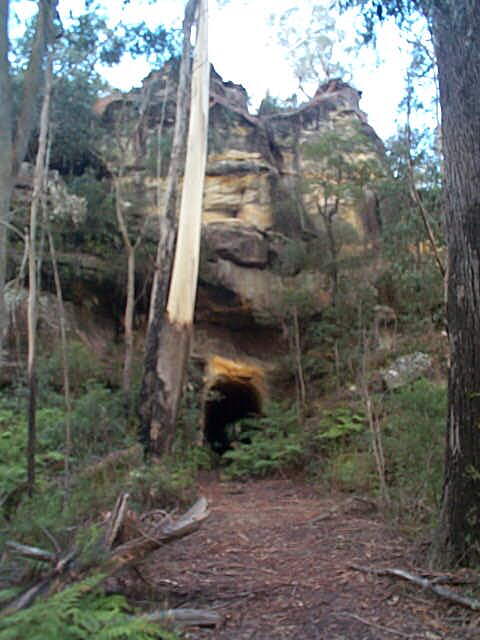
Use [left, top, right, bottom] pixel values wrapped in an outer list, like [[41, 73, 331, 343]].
[[308, 406, 375, 490], [37, 340, 103, 395], [382, 379, 446, 522], [223, 403, 304, 479], [309, 381, 446, 523], [69, 382, 133, 461]]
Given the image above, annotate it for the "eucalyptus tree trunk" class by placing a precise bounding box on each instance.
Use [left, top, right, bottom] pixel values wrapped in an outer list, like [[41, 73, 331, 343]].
[[113, 176, 136, 404], [139, 0, 198, 451], [0, 1, 12, 368], [428, 1, 480, 567], [47, 227, 72, 497], [27, 54, 53, 496], [140, 0, 209, 456], [0, 0, 57, 370]]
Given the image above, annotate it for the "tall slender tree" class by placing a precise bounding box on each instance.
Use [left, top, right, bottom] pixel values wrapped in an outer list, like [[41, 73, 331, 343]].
[[0, 0, 58, 371], [339, 0, 480, 567], [27, 53, 53, 495], [139, 0, 209, 456]]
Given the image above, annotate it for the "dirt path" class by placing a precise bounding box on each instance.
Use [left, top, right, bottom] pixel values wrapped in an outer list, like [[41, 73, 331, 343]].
[[130, 476, 478, 639]]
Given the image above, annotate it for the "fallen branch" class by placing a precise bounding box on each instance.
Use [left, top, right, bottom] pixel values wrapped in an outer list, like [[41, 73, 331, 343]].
[[145, 608, 221, 628], [104, 492, 130, 549], [2, 550, 78, 616], [350, 564, 480, 611], [5, 541, 56, 564], [105, 496, 209, 575], [3, 496, 209, 615], [307, 507, 338, 524]]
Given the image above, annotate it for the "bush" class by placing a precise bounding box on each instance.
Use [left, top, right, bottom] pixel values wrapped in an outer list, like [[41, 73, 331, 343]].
[[69, 382, 133, 461], [309, 381, 446, 524], [307, 406, 374, 490], [223, 403, 304, 479], [37, 340, 103, 395], [383, 379, 446, 522], [0, 381, 133, 523]]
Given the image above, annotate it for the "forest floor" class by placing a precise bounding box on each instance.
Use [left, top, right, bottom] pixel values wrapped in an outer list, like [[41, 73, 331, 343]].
[[121, 475, 479, 639]]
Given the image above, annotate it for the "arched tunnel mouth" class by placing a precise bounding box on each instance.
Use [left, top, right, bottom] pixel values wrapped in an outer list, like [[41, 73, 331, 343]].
[[204, 378, 262, 455]]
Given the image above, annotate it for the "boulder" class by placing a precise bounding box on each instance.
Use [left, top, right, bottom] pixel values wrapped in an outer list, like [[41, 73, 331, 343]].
[[381, 352, 433, 391]]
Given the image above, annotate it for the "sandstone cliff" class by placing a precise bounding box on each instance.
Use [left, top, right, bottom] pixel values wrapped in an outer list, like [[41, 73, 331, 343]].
[[7, 66, 386, 403]]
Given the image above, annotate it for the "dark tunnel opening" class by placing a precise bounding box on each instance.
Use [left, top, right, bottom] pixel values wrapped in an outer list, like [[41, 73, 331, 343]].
[[204, 379, 261, 454]]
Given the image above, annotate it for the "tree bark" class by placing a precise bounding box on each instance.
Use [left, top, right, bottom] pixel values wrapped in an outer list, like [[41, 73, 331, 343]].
[[113, 177, 136, 404], [47, 228, 72, 496], [0, 0, 13, 367], [27, 53, 53, 495], [0, 0, 57, 371], [140, 0, 209, 456], [139, 0, 198, 452], [429, 2, 480, 567]]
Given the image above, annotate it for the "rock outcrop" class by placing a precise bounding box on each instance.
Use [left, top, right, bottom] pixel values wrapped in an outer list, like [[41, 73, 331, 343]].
[[94, 68, 384, 343], [7, 65, 386, 398]]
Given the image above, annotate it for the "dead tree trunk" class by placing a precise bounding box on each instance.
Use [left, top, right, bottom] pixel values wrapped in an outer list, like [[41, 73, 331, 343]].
[[138, 0, 200, 454], [140, 0, 209, 456]]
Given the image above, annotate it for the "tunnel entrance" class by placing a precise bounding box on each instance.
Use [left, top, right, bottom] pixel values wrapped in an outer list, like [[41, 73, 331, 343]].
[[203, 355, 265, 455], [204, 378, 262, 454]]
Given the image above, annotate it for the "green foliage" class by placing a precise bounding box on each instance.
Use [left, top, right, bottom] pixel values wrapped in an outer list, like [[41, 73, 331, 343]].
[[316, 407, 366, 441], [0, 379, 133, 515], [145, 132, 173, 178], [378, 128, 444, 327], [38, 340, 103, 394], [308, 406, 374, 491], [12, 7, 178, 178], [258, 91, 291, 115], [311, 380, 446, 521], [271, 238, 309, 277], [0, 397, 69, 497], [304, 280, 377, 388], [69, 382, 134, 460], [337, 1, 430, 44], [223, 403, 304, 479], [127, 453, 200, 511], [0, 575, 176, 640], [303, 124, 384, 204], [382, 379, 446, 520], [327, 451, 376, 492], [62, 172, 119, 254]]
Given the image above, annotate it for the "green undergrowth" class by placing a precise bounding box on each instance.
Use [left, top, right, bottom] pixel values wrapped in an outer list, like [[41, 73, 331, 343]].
[[222, 402, 304, 479], [317, 381, 445, 526], [0, 376, 208, 640], [221, 381, 446, 530], [0, 575, 179, 640]]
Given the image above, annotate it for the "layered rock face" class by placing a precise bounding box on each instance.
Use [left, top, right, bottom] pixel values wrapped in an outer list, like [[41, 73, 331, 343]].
[[6, 67, 385, 395], [94, 68, 384, 375]]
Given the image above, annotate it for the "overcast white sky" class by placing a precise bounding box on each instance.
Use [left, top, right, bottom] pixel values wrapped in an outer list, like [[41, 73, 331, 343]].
[[13, 0, 434, 141]]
